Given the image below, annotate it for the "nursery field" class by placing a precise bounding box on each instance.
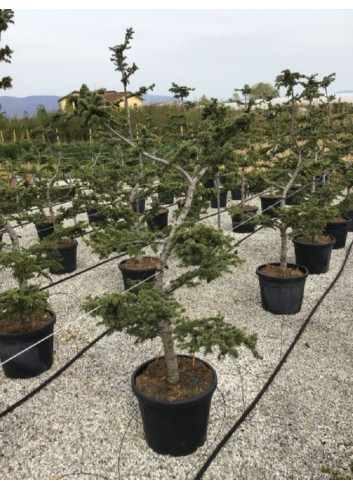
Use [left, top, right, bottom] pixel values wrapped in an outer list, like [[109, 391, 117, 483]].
[[1, 193, 352, 480]]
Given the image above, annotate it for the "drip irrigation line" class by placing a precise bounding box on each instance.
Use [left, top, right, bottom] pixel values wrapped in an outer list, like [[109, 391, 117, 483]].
[[233, 226, 264, 247], [193, 237, 353, 480]]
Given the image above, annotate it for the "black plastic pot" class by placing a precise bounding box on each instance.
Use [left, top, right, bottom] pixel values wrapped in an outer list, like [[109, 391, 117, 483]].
[[285, 184, 304, 206], [231, 206, 258, 233], [132, 198, 146, 214], [131, 355, 217, 456], [324, 217, 351, 249], [256, 263, 308, 315], [260, 195, 282, 217], [35, 221, 54, 240], [293, 235, 335, 274], [231, 187, 241, 200], [49, 239, 78, 274], [203, 178, 215, 189], [0, 310, 56, 379], [347, 210, 353, 232], [118, 257, 159, 291], [146, 208, 169, 231], [87, 206, 107, 225], [210, 190, 228, 209]]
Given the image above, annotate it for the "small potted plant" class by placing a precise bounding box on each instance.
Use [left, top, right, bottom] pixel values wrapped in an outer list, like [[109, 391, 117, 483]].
[[0, 212, 56, 378]]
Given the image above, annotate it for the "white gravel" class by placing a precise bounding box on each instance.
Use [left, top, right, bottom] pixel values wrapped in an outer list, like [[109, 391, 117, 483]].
[[0, 196, 352, 480]]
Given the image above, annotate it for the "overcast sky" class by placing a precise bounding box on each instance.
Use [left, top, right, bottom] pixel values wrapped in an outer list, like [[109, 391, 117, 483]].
[[3, 7, 353, 101]]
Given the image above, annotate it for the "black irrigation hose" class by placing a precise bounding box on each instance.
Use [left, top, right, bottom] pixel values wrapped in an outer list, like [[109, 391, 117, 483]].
[[193, 237, 353, 480], [0, 329, 109, 420]]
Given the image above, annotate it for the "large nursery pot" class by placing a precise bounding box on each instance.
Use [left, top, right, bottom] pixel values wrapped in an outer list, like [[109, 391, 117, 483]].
[[131, 355, 217, 456], [146, 207, 169, 231], [132, 198, 146, 214], [285, 184, 304, 206], [346, 210, 353, 232], [231, 205, 258, 233], [293, 235, 335, 274], [87, 205, 107, 225], [0, 310, 56, 379], [324, 216, 351, 249], [211, 190, 228, 209], [118, 256, 159, 291], [256, 263, 308, 315], [49, 238, 78, 275], [231, 187, 241, 201], [260, 194, 282, 217], [35, 220, 54, 240]]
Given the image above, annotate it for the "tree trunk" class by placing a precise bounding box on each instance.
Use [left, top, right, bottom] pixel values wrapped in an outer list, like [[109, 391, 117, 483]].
[[279, 222, 288, 270], [0, 214, 28, 288], [154, 175, 200, 384], [124, 83, 133, 139]]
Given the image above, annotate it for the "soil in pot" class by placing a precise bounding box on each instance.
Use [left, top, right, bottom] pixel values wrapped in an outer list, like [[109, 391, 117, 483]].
[[256, 263, 308, 315], [35, 220, 54, 240], [146, 208, 169, 231], [231, 205, 258, 233], [0, 310, 56, 379], [324, 216, 350, 249], [177, 198, 186, 209], [211, 190, 228, 209], [132, 355, 217, 456], [293, 235, 335, 274], [49, 238, 78, 274], [118, 256, 159, 291], [53, 185, 71, 202], [260, 194, 282, 217]]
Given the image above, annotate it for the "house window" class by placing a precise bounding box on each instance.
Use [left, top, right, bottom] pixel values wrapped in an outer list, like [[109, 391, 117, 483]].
[[134, 103, 138, 111]]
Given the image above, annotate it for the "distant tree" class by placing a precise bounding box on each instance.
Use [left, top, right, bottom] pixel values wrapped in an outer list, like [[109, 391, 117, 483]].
[[0, 9, 14, 91], [249, 82, 279, 101]]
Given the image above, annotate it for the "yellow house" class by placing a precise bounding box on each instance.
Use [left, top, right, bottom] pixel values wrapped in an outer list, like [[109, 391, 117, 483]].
[[58, 90, 143, 111]]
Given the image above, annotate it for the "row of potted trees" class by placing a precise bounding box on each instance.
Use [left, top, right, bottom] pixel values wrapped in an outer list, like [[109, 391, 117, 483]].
[[1, 50, 353, 456]]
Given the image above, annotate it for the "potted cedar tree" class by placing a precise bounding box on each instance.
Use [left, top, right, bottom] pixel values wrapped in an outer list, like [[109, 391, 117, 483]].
[[0, 178, 57, 378], [75, 30, 260, 456], [255, 70, 337, 314]]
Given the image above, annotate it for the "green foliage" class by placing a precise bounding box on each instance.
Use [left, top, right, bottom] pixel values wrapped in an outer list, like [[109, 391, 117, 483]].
[[175, 315, 260, 359], [0, 9, 14, 91], [83, 285, 184, 343], [0, 241, 55, 284], [321, 462, 353, 480], [0, 286, 49, 326], [172, 223, 242, 285], [282, 202, 338, 239], [249, 82, 279, 101]]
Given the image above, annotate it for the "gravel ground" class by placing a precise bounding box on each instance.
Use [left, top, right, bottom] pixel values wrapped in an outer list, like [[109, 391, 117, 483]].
[[0, 196, 352, 480]]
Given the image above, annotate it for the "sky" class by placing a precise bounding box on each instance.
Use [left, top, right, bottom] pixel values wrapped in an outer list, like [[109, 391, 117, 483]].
[[2, 5, 353, 101]]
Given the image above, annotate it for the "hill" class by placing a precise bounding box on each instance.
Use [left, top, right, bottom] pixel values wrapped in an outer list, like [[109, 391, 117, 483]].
[[0, 94, 177, 118], [0, 95, 61, 118]]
